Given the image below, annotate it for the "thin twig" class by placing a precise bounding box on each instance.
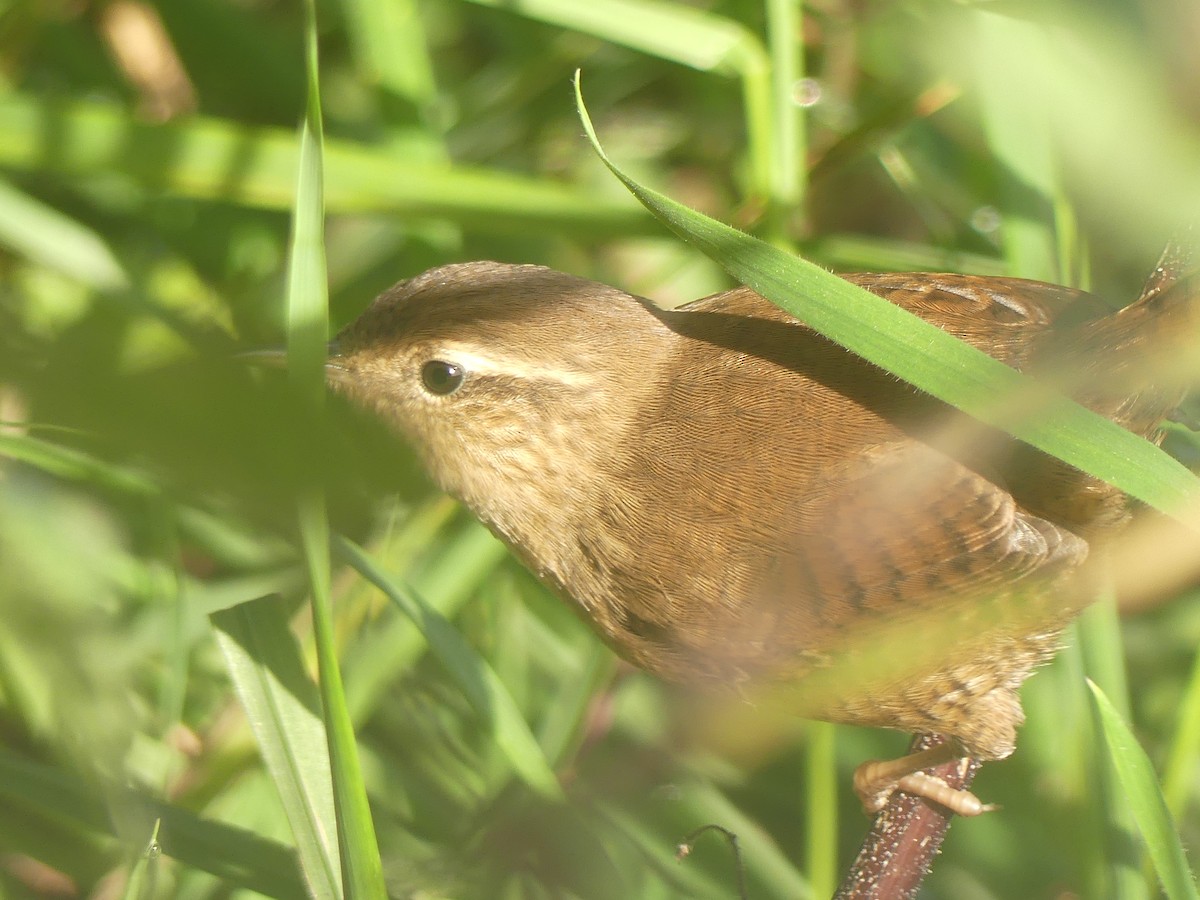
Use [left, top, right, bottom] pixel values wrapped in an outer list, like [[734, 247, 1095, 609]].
[[834, 231, 1197, 899], [834, 734, 981, 900]]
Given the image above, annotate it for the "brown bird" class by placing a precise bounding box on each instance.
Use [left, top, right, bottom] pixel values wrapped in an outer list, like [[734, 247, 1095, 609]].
[[326, 255, 1195, 815]]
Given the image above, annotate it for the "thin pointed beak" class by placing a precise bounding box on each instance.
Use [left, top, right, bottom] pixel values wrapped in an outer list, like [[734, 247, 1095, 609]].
[[237, 342, 348, 379], [324, 340, 348, 380], [236, 348, 288, 367]]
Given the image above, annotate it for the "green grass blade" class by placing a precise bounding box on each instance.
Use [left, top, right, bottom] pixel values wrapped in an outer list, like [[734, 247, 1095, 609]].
[[339, 0, 439, 113], [1078, 597, 1145, 898], [0, 432, 158, 498], [335, 536, 564, 801], [463, 0, 759, 75], [119, 819, 161, 900], [0, 747, 310, 897], [806, 234, 1009, 275], [974, 11, 1060, 282], [343, 521, 509, 725], [286, 46, 330, 399], [765, 0, 805, 230], [1088, 679, 1200, 900], [211, 596, 342, 900], [937, 7, 1200, 240], [462, 0, 773, 201], [0, 177, 127, 290], [0, 95, 654, 236], [804, 721, 836, 898], [573, 71, 1200, 522], [535, 642, 614, 768], [1164, 639, 1200, 819], [288, 3, 384, 896]]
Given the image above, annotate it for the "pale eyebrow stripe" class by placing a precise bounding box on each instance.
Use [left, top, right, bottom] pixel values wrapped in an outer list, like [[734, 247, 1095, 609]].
[[437, 345, 597, 387]]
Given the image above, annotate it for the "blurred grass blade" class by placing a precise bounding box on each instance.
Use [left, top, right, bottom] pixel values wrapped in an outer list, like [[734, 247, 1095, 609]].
[[1078, 597, 1143, 898], [938, 8, 1200, 240], [464, 0, 758, 73], [1163, 642, 1200, 818], [765, 0, 805, 224], [340, 0, 439, 115], [461, 0, 772, 201], [289, 2, 385, 896], [573, 71, 1200, 522], [120, 819, 161, 900], [0, 432, 158, 498], [286, 50, 328, 394], [535, 643, 614, 768], [335, 536, 564, 801], [0, 748, 309, 897], [0, 95, 654, 236], [343, 521, 509, 725], [806, 234, 1008, 275], [974, 11, 1061, 282], [211, 597, 341, 900], [1088, 680, 1200, 900], [0, 177, 128, 290], [804, 721, 837, 898]]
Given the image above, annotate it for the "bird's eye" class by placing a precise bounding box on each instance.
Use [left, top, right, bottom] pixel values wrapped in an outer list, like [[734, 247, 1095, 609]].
[[420, 359, 465, 396]]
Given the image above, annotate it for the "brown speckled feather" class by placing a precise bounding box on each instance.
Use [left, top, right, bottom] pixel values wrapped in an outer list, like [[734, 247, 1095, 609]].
[[329, 261, 1191, 761]]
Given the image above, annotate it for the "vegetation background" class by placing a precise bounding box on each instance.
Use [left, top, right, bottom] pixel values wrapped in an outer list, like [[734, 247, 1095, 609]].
[[2, 0, 1200, 898]]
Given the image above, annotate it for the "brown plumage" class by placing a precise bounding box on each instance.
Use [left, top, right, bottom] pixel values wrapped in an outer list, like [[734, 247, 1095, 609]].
[[328, 259, 1194, 812]]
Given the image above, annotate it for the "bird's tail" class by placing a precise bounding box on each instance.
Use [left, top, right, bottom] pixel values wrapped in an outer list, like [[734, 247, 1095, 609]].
[[1068, 228, 1200, 435]]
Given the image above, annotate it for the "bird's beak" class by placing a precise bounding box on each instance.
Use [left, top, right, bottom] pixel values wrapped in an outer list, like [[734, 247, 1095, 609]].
[[236, 347, 288, 368], [238, 342, 348, 381], [324, 340, 348, 383]]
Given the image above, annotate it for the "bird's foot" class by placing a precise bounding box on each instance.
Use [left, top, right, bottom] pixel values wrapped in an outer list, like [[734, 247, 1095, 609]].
[[853, 743, 994, 817]]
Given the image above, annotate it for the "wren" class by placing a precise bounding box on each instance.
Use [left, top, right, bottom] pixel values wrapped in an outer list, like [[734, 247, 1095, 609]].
[[326, 257, 1195, 815]]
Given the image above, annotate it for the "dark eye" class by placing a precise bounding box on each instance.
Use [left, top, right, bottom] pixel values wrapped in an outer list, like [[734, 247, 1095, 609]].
[[420, 359, 465, 396]]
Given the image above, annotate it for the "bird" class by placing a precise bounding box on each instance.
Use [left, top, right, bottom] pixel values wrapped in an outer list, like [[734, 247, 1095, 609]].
[[323, 254, 1196, 815]]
